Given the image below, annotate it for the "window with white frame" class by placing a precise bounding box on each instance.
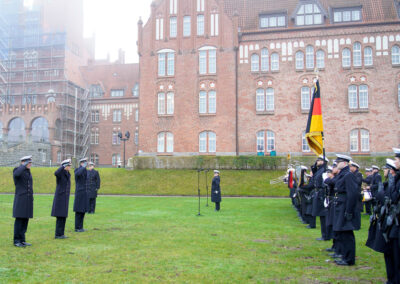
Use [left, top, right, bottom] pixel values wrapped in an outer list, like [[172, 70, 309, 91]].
[[256, 88, 274, 112], [210, 13, 219, 36], [260, 14, 286, 28], [111, 89, 124, 97], [197, 15, 204, 36], [156, 18, 164, 40], [170, 0, 177, 14], [257, 131, 265, 152], [364, 47, 373, 66], [296, 51, 304, 70], [342, 48, 351, 68], [158, 50, 175, 76], [183, 16, 191, 37], [302, 131, 311, 152], [158, 92, 174, 115], [90, 153, 99, 165], [158, 93, 165, 114], [91, 128, 99, 145], [266, 131, 275, 151], [350, 129, 370, 152], [398, 83, 400, 108], [199, 46, 217, 74], [316, 50, 325, 68], [306, 45, 314, 69], [348, 85, 368, 109], [170, 17, 177, 38], [271, 53, 279, 71], [167, 92, 174, 114], [197, 0, 204, 12], [112, 132, 121, 145], [199, 90, 216, 114], [301, 87, 311, 110], [133, 83, 139, 97], [135, 109, 139, 122], [261, 48, 269, 71], [353, 42, 362, 67], [295, 3, 323, 26], [112, 154, 121, 166], [113, 110, 122, 122], [199, 131, 216, 153], [158, 132, 174, 153], [333, 7, 361, 23], [251, 54, 259, 72], [135, 130, 138, 146], [256, 130, 275, 152], [392, 45, 400, 65]]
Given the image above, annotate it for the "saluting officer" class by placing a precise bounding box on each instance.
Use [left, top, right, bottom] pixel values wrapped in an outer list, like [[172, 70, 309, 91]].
[[87, 162, 101, 214], [51, 159, 72, 239], [312, 155, 329, 241], [12, 156, 34, 248], [332, 154, 361, 266], [74, 158, 88, 232], [211, 170, 221, 211]]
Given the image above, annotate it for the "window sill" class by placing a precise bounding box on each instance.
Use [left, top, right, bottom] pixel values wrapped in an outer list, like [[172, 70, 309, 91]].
[[157, 153, 174, 156], [392, 64, 400, 68], [295, 69, 304, 72], [199, 153, 216, 156], [353, 66, 363, 69], [158, 114, 174, 118], [349, 108, 369, 113], [256, 111, 274, 115], [198, 73, 217, 77], [157, 75, 175, 79], [364, 65, 374, 69], [199, 113, 216, 117], [112, 121, 122, 124], [350, 152, 370, 156], [271, 70, 279, 73], [301, 109, 310, 114], [342, 66, 351, 70]]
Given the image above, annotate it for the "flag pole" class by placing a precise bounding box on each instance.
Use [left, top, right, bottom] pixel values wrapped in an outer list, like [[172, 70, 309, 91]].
[[315, 68, 327, 169]]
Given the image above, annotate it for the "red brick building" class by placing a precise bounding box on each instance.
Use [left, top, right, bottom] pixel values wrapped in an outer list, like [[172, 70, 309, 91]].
[[138, 0, 400, 157]]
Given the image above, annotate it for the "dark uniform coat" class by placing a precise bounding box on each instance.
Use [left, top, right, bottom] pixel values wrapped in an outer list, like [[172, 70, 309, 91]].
[[51, 166, 71, 218], [325, 175, 337, 227], [353, 170, 364, 212], [12, 165, 34, 219], [312, 165, 327, 217], [333, 166, 361, 232], [211, 176, 221, 203], [87, 169, 101, 199], [370, 172, 382, 197], [300, 176, 315, 215], [73, 166, 88, 213]]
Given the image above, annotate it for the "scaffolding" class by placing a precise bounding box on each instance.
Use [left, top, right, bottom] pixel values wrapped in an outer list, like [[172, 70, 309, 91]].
[[0, 0, 91, 162]]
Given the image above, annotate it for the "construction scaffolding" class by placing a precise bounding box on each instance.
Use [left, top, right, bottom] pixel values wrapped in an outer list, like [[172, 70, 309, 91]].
[[0, 0, 90, 163]]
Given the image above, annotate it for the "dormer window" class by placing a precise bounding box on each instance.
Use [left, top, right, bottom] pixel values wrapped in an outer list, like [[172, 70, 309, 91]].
[[333, 7, 362, 23], [260, 14, 287, 29], [295, 2, 324, 26]]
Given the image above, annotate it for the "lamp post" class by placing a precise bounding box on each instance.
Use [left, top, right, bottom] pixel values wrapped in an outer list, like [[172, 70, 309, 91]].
[[118, 131, 130, 168]]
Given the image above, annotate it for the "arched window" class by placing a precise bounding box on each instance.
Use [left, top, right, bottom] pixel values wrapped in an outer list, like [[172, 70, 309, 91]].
[[0, 121, 3, 140], [392, 45, 400, 65], [261, 48, 269, 71], [353, 42, 362, 67], [302, 131, 310, 152], [295, 51, 304, 70], [8, 117, 26, 143], [199, 131, 216, 153], [306, 45, 314, 69], [342, 48, 351, 67], [90, 153, 99, 165], [271, 53, 279, 71], [256, 130, 275, 153], [158, 132, 174, 153], [364, 47, 373, 66], [251, 54, 259, 72], [350, 129, 370, 152], [31, 117, 49, 143], [316, 50, 325, 69]]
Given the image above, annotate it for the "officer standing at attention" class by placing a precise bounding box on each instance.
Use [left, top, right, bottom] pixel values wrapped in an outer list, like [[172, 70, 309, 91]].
[[369, 165, 382, 212], [87, 162, 101, 214], [349, 161, 363, 213], [211, 170, 221, 211], [51, 159, 72, 239], [362, 168, 373, 215], [333, 154, 361, 266], [312, 155, 329, 241], [74, 158, 88, 232], [12, 156, 34, 248]]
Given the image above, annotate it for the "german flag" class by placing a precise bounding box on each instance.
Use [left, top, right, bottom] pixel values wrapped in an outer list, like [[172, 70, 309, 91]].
[[305, 80, 324, 156]]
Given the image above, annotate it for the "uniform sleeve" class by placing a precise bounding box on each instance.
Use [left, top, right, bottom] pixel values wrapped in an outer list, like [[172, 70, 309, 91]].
[[370, 174, 382, 191], [96, 171, 101, 189], [300, 176, 315, 192], [54, 166, 64, 177], [75, 166, 86, 177], [13, 165, 26, 178], [345, 174, 358, 214]]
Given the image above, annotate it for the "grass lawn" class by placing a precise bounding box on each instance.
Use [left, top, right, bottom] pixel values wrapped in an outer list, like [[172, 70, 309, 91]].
[[0, 195, 386, 283], [0, 168, 287, 196]]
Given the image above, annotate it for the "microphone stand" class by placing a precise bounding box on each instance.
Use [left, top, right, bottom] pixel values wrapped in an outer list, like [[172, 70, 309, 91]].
[[205, 170, 209, 207], [197, 169, 202, 216]]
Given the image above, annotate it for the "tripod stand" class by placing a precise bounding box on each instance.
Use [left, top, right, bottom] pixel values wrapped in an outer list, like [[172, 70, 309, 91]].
[[205, 170, 209, 207]]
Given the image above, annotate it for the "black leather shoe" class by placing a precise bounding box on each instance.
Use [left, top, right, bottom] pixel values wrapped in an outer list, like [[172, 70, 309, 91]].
[[335, 259, 354, 266], [306, 225, 316, 229], [329, 253, 342, 259], [22, 242, 31, 246], [75, 229, 86, 232], [325, 248, 334, 252], [316, 237, 324, 241], [55, 235, 68, 239], [14, 242, 25, 248]]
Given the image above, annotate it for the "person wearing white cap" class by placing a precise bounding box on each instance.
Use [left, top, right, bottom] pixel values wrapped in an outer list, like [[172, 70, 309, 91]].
[[332, 154, 361, 266], [74, 158, 89, 232], [349, 161, 363, 213], [368, 165, 382, 214], [87, 162, 101, 214], [51, 159, 72, 239], [211, 170, 221, 211], [12, 156, 34, 247], [362, 168, 374, 215]]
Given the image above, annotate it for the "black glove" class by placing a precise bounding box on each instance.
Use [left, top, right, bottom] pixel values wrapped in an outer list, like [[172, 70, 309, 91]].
[[344, 212, 353, 221]]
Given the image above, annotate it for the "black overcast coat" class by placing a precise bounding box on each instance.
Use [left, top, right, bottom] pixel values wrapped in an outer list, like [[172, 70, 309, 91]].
[[370, 172, 382, 197], [353, 170, 364, 212], [73, 166, 88, 213], [51, 166, 71, 218], [333, 166, 361, 232], [211, 176, 221, 203], [12, 165, 34, 219], [86, 169, 100, 199], [312, 165, 327, 217]]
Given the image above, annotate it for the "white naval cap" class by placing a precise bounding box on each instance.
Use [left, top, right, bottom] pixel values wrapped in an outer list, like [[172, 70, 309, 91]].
[[301, 165, 308, 170], [371, 165, 380, 170], [317, 155, 329, 162], [20, 155, 32, 162], [214, 170, 220, 174], [365, 168, 372, 172], [349, 161, 360, 169], [61, 159, 72, 167], [327, 166, 333, 172], [79, 157, 88, 163], [335, 154, 352, 162], [393, 148, 400, 158], [385, 159, 397, 171], [88, 162, 95, 166]]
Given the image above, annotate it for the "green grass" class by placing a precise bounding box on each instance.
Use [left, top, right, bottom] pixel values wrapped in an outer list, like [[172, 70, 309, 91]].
[[0, 168, 288, 196], [0, 195, 386, 283]]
